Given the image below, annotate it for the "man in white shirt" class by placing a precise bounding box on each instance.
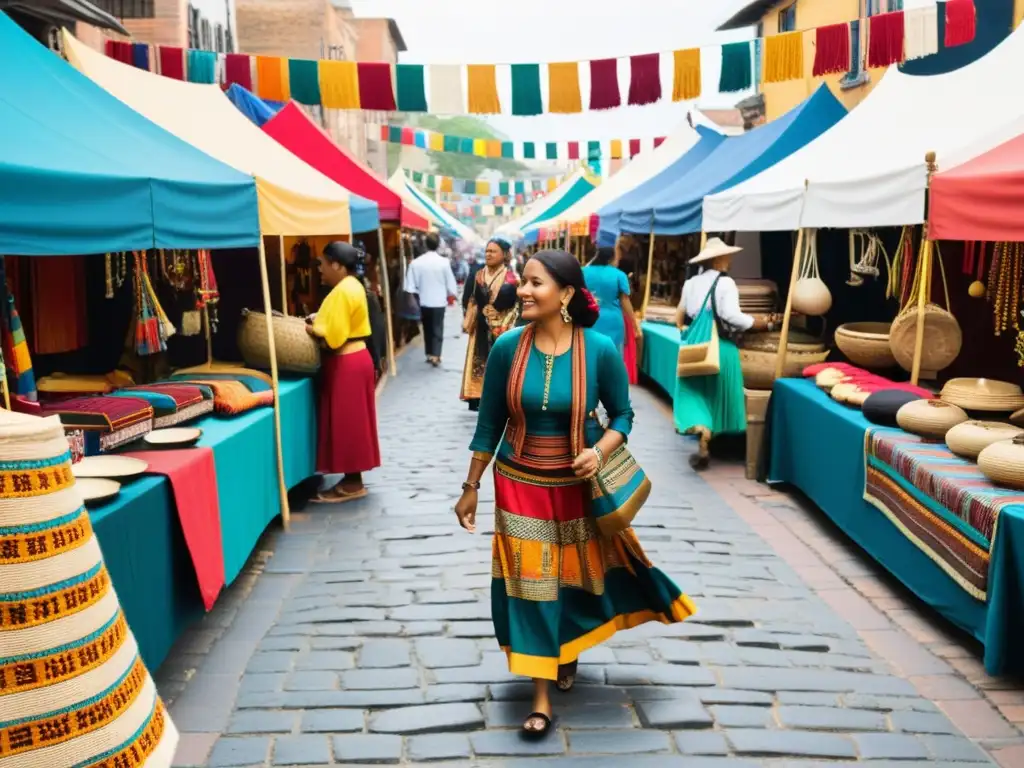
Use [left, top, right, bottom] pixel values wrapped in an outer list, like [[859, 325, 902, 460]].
[[404, 232, 458, 366]]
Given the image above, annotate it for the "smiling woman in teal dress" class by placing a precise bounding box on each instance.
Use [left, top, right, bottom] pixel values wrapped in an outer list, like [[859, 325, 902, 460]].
[[453, 249, 695, 738]]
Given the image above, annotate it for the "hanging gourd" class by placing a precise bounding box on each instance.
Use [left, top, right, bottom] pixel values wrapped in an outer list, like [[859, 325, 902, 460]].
[[963, 241, 986, 299], [791, 228, 832, 316], [847, 229, 890, 287]]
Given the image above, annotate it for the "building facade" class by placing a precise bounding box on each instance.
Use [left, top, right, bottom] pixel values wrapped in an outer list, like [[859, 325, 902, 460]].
[[721, 0, 1020, 122]]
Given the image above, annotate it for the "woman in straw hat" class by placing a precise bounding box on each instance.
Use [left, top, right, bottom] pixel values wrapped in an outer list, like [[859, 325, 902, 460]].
[[674, 238, 771, 469]]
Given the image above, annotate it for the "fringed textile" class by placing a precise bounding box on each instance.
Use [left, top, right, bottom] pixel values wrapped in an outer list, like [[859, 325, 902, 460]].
[[0, 258, 34, 401], [610, 139, 623, 160], [400, 127, 415, 146], [429, 64, 464, 114], [764, 31, 804, 83], [478, 181, 491, 195], [629, 138, 641, 158], [131, 43, 150, 71], [589, 58, 621, 110], [467, 64, 501, 114], [548, 62, 582, 113], [813, 23, 851, 75], [547, 177, 558, 192], [945, 0, 977, 47], [868, 11, 905, 68], [546, 143, 558, 160], [502, 142, 515, 159], [905, 4, 939, 60], [158, 46, 185, 80], [628, 53, 661, 106], [225, 53, 252, 90], [255, 55, 290, 101], [187, 49, 217, 84], [30, 256, 87, 355], [289, 58, 322, 105], [319, 61, 360, 109], [429, 132, 445, 152], [510, 63, 543, 116], [395, 64, 428, 111], [654, 136, 665, 148], [105, 39, 132, 64], [472, 139, 487, 157], [357, 62, 396, 111], [719, 42, 753, 92], [414, 131, 427, 149], [523, 142, 536, 159], [566, 141, 580, 161], [440, 177, 454, 193], [487, 140, 502, 158], [672, 48, 701, 101]]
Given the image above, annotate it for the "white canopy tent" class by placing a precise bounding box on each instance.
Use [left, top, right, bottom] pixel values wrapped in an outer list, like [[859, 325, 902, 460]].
[[495, 168, 595, 238], [703, 24, 1024, 232]]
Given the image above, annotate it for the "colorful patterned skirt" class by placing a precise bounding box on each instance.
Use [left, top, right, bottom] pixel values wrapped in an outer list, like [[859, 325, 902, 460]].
[[317, 348, 381, 475], [491, 434, 695, 680]]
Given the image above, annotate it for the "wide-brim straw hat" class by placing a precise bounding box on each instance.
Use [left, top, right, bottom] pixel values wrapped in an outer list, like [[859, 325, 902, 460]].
[[0, 410, 178, 767], [690, 237, 744, 266]]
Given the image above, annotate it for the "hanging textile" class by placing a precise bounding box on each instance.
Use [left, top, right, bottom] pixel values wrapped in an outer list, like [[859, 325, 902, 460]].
[[413, 131, 426, 149], [158, 46, 185, 80], [719, 42, 752, 92], [629, 138, 642, 158], [289, 58, 322, 105], [357, 62, 397, 111], [501, 142, 514, 159], [429, 132, 445, 152], [523, 142, 536, 160], [442, 134, 460, 153], [467, 64, 501, 114], [868, 12, 905, 68], [472, 139, 487, 157], [395, 64, 428, 112], [589, 58, 622, 110], [105, 40, 133, 64], [672, 48, 701, 101], [628, 53, 661, 106], [904, 5, 939, 60], [548, 62, 582, 114], [511, 63, 543, 116], [546, 143, 558, 160], [30, 256, 88, 355], [225, 53, 252, 90], [387, 125, 402, 143], [255, 56, 289, 101], [400, 127, 415, 146], [0, 258, 35, 402], [133, 253, 171, 356], [546, 178, 558, 193], [568, 142, 580, 161], [486, 141, 502, 158], [440, 177, 454, 194], [610, 139, 623, 160], [429, 64, 464, 114], [945, 0, 977, 47], [131, 43, 150, 71], [764, 31, 804, 83], [478, 182, 491, 196], [654, 137, 665, 148], [459, 137, 474, 154], [319, 60, 360, 109], [187, 50, 217, 84], [813, 23, 851, 75], [499, 182, 510, 196]]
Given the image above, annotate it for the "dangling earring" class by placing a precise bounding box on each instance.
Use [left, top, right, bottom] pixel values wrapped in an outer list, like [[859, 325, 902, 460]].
[[560, 302, 572, 324]]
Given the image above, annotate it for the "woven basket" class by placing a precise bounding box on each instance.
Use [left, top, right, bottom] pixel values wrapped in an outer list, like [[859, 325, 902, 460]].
[[835, 322, 896, 369], [896, 399, 968, 440], [740, 330, 825, 354], [978, 435, 1024, 489], [889, 304, 962, 378], [238, 309, 321, 375], [740, 348, 830, 390], [946, 420, 1024, 461]]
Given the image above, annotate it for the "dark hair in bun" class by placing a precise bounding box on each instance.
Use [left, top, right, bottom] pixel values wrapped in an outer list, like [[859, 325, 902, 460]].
[[530, 249, 599, 328]]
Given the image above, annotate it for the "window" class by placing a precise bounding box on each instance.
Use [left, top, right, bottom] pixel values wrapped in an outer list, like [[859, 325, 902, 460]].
[[778, 3, 797, 33], [889, 0, 904, 9], [842, 0, 878, 88], [92, 0, 154, 18]]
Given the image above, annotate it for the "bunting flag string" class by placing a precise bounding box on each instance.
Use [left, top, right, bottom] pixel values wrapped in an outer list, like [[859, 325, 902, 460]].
[[103, 2, 975, 115], [403, 169, 563, 199]]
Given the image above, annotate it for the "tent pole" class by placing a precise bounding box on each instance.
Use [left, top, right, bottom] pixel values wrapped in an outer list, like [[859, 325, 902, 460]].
[[377, 226, 397, 377], [204, 306, 213, 368], [774, 227, 806, 382], [700, 231, 708, 250], [641, 223, 656, 319], [911, 152, 938, 386], [258, 236, 290, 532], [279, 235, 288, 315]]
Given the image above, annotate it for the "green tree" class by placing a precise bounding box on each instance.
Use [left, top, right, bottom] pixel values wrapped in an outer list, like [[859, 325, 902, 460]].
[[386, 115, 526, 180]]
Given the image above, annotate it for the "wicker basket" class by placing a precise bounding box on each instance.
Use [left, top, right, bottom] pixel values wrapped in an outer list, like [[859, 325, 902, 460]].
[[835, 322, 896, 369], [896, 399, 968, 440], [978, 435, 1024, 489], [946, 421, 1024, 461], [238, 309, 321, 375], [889, 304, 962, 379], [740, 330, 825, 354], [740, 348, 830, 390]]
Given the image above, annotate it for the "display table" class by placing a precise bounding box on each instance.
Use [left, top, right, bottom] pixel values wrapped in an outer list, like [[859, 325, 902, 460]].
[[90, 376, 316, 670], [770, 378, 1024, 677], [641, 321, 680, 398]]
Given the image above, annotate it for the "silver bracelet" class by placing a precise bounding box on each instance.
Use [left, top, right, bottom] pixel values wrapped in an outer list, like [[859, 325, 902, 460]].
[[592, 445, 605, 469]]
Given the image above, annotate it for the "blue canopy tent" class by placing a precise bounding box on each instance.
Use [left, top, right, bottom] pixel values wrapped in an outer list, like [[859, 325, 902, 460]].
[[225, 83, 283, 127], [609, 86, 848, 237], [0, 11, 259, 254], [596, 126, 726, 246]]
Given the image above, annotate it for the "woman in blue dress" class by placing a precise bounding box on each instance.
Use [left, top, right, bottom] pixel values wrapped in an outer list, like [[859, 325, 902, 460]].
[[582, 245, 640, 354]]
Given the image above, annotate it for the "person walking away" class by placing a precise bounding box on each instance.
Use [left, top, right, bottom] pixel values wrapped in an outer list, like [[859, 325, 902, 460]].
[[404, 232, 457, 367], [462, 248, 487, 312], [454, 249, 695, 737], [582, 245, 642, 355], [673, 238, 771, 470], [460, 237, 519, 412], [307, 242, 381, 502]]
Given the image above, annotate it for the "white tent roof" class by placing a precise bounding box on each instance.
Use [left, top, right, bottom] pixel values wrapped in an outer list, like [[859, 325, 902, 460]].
[[703, 24, 1024, 232], [552, 123, 709, 226], [496, 168, 594, 237], [387, 169, 480, 244]]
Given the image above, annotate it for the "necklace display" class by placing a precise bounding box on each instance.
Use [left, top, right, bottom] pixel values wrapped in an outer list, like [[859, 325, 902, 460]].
[[104, 252, 128, 298], [990, 242, 1022, 337]]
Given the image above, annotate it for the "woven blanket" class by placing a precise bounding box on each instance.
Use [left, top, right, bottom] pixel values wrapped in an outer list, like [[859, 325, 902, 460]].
[[174, 378, 273, 415], [864, 428, 1024, 601], [113, 385, 214, 427], [42, 395, 153, 431]]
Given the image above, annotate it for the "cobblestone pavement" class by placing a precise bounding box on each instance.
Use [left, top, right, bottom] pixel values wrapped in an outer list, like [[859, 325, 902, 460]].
[[163, 308, 1023, 767]]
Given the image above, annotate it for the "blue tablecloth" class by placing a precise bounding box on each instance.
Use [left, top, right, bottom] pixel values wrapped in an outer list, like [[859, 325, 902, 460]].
[[641, 321, 680, 398], [90, 376, 316, 669], [770, 378, 1024, 677]]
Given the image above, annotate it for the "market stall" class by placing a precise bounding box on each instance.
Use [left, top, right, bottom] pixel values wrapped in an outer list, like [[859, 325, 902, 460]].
[[388, 169, 480, 244], [495, 168, 598, 243]]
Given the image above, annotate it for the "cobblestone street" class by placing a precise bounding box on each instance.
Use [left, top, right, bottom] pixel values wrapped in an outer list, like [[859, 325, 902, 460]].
[[164, 309, 1022, 767]]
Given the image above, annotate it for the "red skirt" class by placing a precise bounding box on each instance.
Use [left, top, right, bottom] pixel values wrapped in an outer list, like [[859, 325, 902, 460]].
[[317, 348, 381, 475]]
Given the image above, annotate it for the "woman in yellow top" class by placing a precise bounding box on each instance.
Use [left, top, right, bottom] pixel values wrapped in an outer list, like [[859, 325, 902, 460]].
[[307, 241, 381, 503]]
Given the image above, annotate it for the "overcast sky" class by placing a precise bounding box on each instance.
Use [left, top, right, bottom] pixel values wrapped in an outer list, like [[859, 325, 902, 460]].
[[349, 0, 758, 141]]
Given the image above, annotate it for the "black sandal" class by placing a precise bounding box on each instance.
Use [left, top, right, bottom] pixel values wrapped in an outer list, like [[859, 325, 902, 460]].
[[521, 711, 552, 738], [556, 661, 578, 693]]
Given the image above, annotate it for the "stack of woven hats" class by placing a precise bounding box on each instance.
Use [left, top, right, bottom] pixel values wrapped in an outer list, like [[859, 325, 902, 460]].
[[0, 409, 177, 766]]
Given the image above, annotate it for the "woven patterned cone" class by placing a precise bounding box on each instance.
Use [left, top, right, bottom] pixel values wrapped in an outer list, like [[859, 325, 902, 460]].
[[0, 410, 177, 767]]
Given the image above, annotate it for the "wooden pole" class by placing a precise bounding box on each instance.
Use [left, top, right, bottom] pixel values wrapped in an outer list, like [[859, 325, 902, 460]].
[[1, 377, 10, 410], [774, 227, 806, 381], [377, 227, 397, 377], [641, 223, 656, 319], [278, 235, 288, 316], [700, 231, 708, 250], [910, 152, 938, 386], [257, 237, 291, 531], [204, 306, 213, 368]]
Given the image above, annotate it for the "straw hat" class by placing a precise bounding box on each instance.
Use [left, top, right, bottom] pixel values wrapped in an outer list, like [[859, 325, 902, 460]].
[[690, 237, 743, 266], [0, 410, 177, 767]]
